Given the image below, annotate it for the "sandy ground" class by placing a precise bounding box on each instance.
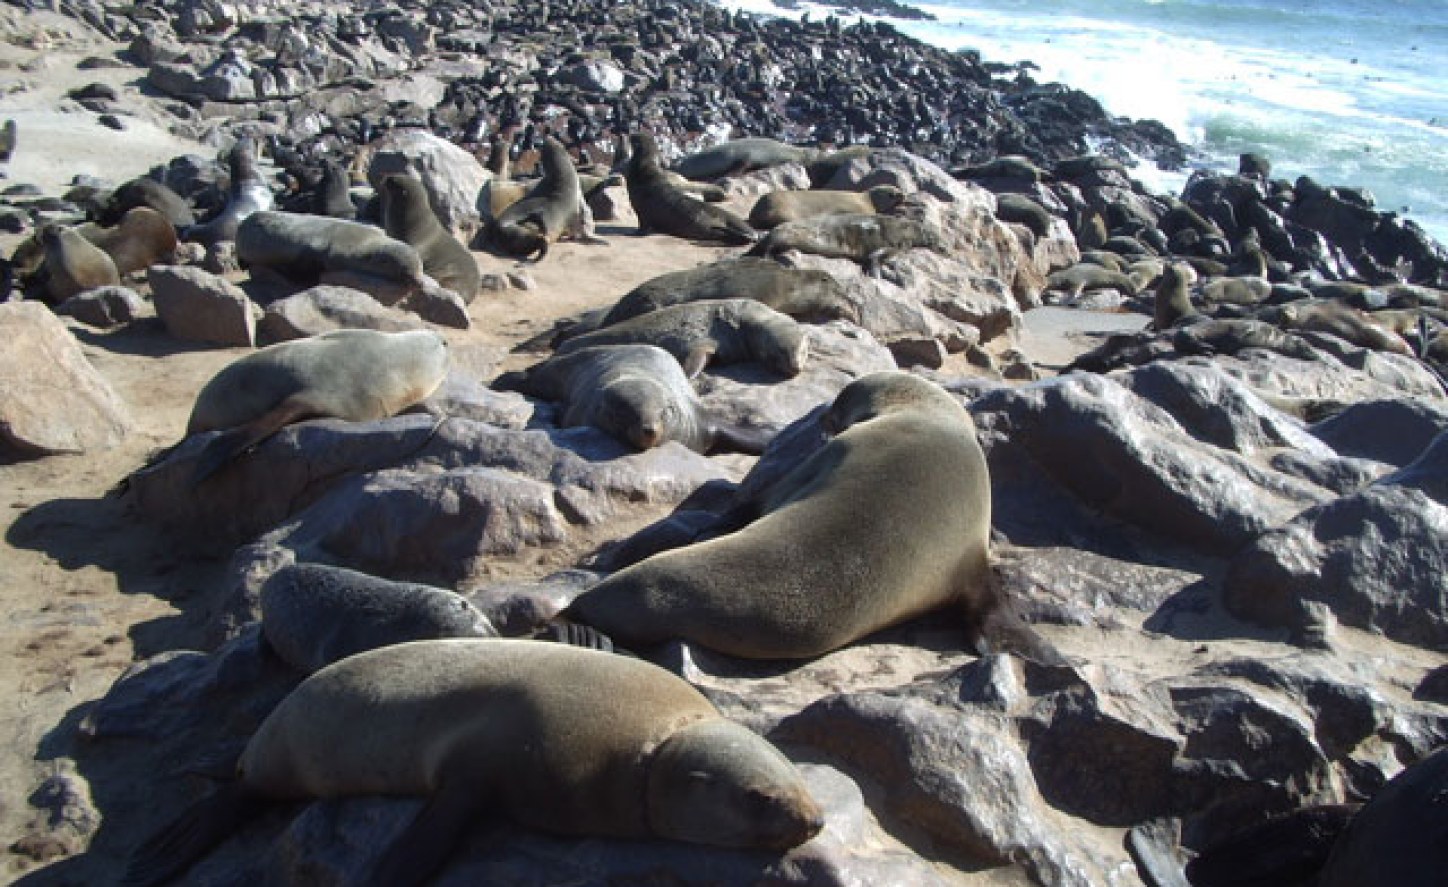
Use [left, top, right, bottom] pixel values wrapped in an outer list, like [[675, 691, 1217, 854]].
[[0, 18, 1159, 882]]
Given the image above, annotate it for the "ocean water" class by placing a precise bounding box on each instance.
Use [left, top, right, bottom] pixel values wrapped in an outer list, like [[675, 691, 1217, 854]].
[[720, 0, 1448, 246]]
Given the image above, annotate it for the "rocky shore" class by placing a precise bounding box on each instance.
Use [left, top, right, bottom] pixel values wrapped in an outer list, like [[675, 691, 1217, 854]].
[[1, 1, 1446, 886]]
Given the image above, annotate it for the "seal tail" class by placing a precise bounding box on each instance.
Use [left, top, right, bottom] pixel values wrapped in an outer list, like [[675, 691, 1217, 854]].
[[122, 785, 267, 887]]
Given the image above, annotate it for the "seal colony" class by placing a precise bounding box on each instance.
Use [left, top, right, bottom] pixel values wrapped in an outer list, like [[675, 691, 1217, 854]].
[[123, 639, 823, 887]]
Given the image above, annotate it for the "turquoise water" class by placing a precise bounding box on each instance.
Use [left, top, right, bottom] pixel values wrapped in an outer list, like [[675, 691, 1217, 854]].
[[722, 0, 1448, 246]]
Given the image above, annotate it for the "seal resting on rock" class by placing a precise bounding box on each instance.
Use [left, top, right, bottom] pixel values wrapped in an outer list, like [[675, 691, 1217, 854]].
[[747, 185, 906, 229], [563, 372, 1060, 662], [490, 136, 600, 260], [500, 343, 769, 454], [380, 174, 481, 302], [184, 329, 448, 482], [97, 176, 195, 229], [672, 136, 817, 181], [601, 257, 859, 327], [746, 213, 943, 274], [236, 210, 435, 303], [76, 206, 177, 276], [625, 132, 758, 245], [1153, 262, 1202, 329], [557, 298, 809, 378], [122, 638, 824, 887]]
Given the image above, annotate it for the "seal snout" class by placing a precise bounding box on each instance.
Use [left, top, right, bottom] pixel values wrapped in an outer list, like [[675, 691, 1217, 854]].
[[752, 786, 826, 849]]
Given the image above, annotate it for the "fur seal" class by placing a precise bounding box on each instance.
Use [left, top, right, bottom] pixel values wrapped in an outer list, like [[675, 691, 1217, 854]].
[[185, 134, 274, 247], [236, 210, 432, 302], [625, 132, 758, 245], [1201, 275, 1272, 306], [745, 213, 943, 274], [0, 118, 14, 162], [76, 206, 177, 276], [1171, 318, 1320, 362], [123, 638, 823, 887], [503, 343, 767, 454], [672, 137, 817, 181], [37, 224, 119, 304], [1153, 262, 1202, 329], [557, 298, 809, 378], [1318, 746, 1448, 887], [1046, 263, 1143, 297], [313, 161, 356, 219], [96, 176, 195, 229], [601, 258, 859, 327], [380, 174, 481, 303], [491, 136, 598, 260], [260, 563, 496, 674], [1261, 299, 1414, 355], [185, 329, 448, 482], [747, 185, 905, 229], [563, 372, 1058, 661]]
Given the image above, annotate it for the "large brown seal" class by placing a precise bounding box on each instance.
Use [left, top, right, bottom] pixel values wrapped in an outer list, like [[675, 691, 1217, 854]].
[[76, 206, 177, 276], [1152, 262, 1202, 329], [37, 224, 119, 304], [123, 639, 823, 887], [600, 257, 859, 328], [563, 372, 1058, 661], [491, 136, 599, 260], [185, 329, 448, 482], [557, 298, 809, 378], [672, 137, 817, 181], [501, 343, 767, 454], [380, 174, 481, 302], [96, 176, 195, 228], [625, 132, 758, 245], [236, 210, 432, 302], [745, 213, 943, 274], [747, 185, 906, 229]]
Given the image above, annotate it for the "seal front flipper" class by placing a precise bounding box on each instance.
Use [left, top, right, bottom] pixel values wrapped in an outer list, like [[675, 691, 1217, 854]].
[[682, 342, 717, 378], [191, 400, 312, 485], [969, 602, 1069, 667], [122, 784, 268, 887], [369, 779, 483, 887], [706, 420, 775, 456]]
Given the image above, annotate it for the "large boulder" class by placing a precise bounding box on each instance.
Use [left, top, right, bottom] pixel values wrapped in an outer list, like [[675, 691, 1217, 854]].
[[149, 264, 260, 347], [365, 130, 491, 235]]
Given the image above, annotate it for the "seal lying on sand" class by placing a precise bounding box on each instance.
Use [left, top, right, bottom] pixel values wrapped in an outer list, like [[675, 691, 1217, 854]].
[[625, 132, 757, 245], [380, 174, 481, 302], [491, 136, 600, 260], [747, 185, 905, 229], [76, 206, 177, 276], [184, 329, 448, 482], [500, 343, 769, 454], [563, 372, 1060, 662], [557, 298, 809, 378], [37, 224, 119, 304], [746, 213, 942, 274], [123, 639, 823, 887]]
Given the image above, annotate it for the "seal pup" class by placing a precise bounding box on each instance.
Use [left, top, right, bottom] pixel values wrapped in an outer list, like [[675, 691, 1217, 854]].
[[76, 206, 177, 276], [557, 298, 809, 378], [563, 372, 1059, 662], [96, 176, 196, 229], [185, 329, 448, 482], [260, 563, 495, 674], [491, 136, 600, 260], [380, 174, 481, 303], [185, 134, 274, 247], [747, 185, 906, 229], [122, 639, 824, 887], [746, 213, 943, 275], [672, 137, 817, 181], [312, 160, 357, 219], [625, 132, 757, 245], [501, 343, 768, 454], [237, 210, 434, 302], [37, 224, 119, 304], [596, 258, 859, 331]]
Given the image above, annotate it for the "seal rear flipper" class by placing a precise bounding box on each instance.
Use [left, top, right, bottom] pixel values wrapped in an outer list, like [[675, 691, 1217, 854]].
[[681, 343, 717, 378], [369, 781, 484, 887], [122, 785, 267, 887], [539, 618, 618, 653], [191, 401, 311, 486], [970, 604, 1070, 668], [706, 421, 775, 456]]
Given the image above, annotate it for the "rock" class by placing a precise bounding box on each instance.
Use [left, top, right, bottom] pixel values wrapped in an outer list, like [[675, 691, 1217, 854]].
[[366, 130, 491, 234], [1309, 398, 1448, 467], [0, 302, 132, 458], [148, 264, 260, 347], [53, 285, 147, 328], [258, 285, 425, 343], [561, 59, 625, 93], [1224, 433, 1448, 649]]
